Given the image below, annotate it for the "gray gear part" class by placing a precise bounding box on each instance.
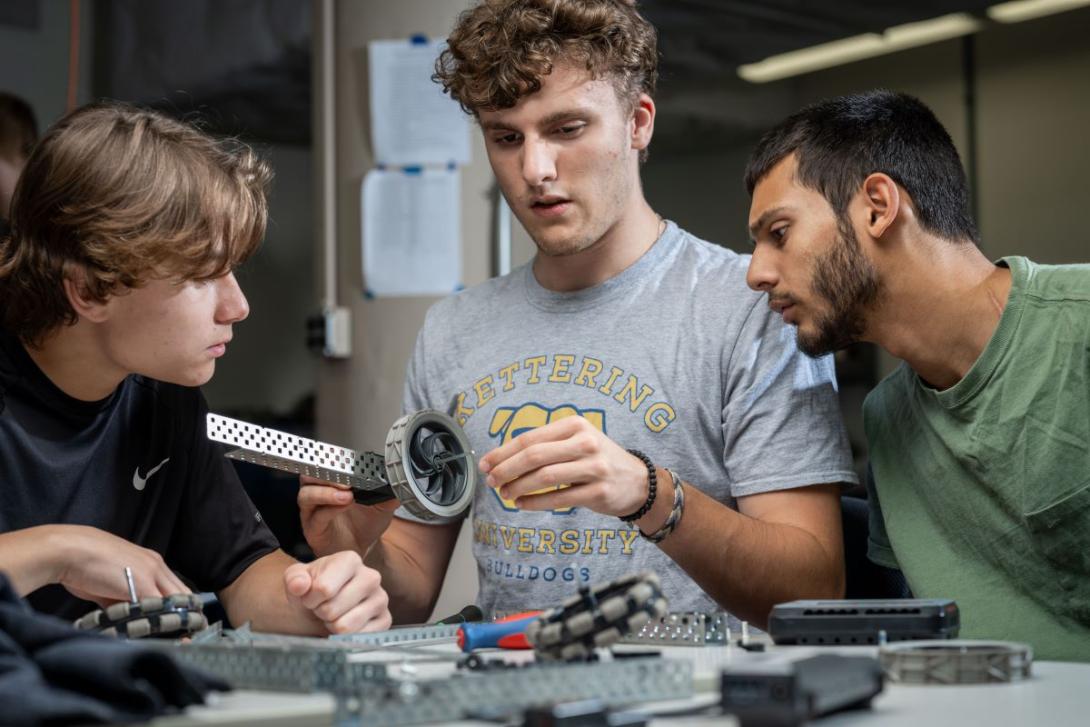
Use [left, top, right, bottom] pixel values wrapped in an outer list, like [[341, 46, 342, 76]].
[[385, 409, 476, 521]]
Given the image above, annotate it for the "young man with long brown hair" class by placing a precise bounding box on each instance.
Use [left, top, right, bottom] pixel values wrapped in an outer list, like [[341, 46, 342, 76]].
[[299, 0, 857, 630], [0, 103, 391, 635]]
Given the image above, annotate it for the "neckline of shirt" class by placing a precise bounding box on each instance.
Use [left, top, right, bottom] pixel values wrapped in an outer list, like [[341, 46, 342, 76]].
[[0, 328, 122, 417], [919, 256, 1029, 410], [521, 220, 682, 313]]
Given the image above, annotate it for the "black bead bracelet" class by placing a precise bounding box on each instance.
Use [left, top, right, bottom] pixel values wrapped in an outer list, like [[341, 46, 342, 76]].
[[619, 448, 657, 522]]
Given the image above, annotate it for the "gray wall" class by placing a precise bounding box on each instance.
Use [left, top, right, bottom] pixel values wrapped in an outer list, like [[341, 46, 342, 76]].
[[0, 0, 95, 129], [645, 8, 1090, 277], [202, 142, 316, 415]]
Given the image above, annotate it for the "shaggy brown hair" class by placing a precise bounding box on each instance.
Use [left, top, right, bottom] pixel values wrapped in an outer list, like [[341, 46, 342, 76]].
[[434, 0, 658, 115], [0, 102, 271, 345]]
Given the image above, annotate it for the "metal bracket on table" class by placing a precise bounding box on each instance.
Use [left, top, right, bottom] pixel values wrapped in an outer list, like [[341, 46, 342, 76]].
[[335, 656, 694, 726], [619, 611, 729, 646]]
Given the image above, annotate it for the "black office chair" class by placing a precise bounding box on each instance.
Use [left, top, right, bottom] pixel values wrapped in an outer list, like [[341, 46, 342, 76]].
[[841, 494, 912, 599]]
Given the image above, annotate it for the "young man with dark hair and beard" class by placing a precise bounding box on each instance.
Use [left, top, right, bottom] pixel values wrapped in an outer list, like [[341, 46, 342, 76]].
[[298, 0, 858, 630], [745, 89, 1090, 661], [0, 102, 392, 635]]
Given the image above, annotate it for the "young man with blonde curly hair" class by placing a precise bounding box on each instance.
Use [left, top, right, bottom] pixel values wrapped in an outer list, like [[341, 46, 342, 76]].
[[300, 0, 857, 628], [0, 103, 392, 635]]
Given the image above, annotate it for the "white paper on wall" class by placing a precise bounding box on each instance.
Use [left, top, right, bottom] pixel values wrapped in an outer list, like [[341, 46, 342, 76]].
[[361, 167, 462, 297], [368, 38, 471, 166]]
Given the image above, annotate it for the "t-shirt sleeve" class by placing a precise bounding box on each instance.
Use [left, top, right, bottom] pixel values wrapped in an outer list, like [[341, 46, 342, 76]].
[[401, 322, 430, 416], [166, 391, 280, 593], [864, 463, 900, 569], [394, 313, 467, 526], [721, 299, 859, 497]]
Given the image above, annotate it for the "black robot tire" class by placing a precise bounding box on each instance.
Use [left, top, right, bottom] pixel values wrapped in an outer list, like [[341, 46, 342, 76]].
[[525, 572, 669, 661], [74, 593, 208, 639], [385, 409, 476, 521]]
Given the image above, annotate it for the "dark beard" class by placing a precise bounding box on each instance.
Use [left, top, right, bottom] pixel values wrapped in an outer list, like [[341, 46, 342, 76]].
[[797, 220, 881, 357]]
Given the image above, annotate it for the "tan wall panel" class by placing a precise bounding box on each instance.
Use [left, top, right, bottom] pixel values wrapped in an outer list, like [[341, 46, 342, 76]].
[[975, 8, 1090, 263], [318, 0, 489, 618]]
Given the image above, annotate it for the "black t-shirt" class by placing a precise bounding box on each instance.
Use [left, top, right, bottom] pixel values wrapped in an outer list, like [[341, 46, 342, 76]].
[[0, 328, 280, 621]]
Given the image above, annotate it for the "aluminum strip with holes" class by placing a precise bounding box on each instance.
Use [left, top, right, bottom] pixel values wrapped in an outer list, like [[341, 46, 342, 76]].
[[150, 642, 388, 692], [207, 413, 388, 490], [329, 624, 460, 647], [340, 657, 694, 726], [620, 611, 730, 646]]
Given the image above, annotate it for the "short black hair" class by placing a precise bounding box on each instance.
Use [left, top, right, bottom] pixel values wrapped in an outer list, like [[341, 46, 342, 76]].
[[745, 89, 978, 244]]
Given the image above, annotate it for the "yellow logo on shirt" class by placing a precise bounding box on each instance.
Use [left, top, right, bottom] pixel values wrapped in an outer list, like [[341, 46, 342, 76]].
[[488, 403, 605, 513]]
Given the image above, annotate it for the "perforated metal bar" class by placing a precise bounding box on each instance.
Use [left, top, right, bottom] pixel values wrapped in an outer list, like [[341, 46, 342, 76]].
[[620, 611, 730, 646], [329, 624, 460, 647], [207, 413, 388, 490], [147, 641, 388, 692], [337, 657, 694, 726]]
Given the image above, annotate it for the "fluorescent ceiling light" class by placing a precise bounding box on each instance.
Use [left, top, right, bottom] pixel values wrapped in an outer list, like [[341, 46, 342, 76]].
[[988, 0, 1090, 23], [739, 13, 983, 83]]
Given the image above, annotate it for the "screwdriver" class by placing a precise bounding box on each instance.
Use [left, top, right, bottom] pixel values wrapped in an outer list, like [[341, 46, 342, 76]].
[[456, 611, 541, 651]]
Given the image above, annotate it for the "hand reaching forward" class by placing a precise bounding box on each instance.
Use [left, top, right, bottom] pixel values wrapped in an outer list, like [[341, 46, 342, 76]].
[[297, 476, 401, 557], [283, 550, 392, 634], [52, 525, 190, 606], [478, 415, 650, 517]]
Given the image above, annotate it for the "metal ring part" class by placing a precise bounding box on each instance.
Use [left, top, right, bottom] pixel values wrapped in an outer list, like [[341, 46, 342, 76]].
[[385, 409, 476, 521], [879, 640, 1033, 685]]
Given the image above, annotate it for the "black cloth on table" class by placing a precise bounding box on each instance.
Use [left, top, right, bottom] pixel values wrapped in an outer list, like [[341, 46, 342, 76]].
[[0, 572, 228, 725]]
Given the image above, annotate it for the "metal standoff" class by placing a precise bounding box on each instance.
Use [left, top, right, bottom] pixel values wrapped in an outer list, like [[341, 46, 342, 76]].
[[124, 566, 138, 604]]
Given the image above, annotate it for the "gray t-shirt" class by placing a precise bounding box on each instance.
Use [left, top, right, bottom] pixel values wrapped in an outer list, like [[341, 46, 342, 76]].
[[400, 222, 857, 618]]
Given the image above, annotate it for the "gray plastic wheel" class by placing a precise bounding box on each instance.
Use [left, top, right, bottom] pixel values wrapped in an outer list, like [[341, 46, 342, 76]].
[[385, 409, 476, 521]]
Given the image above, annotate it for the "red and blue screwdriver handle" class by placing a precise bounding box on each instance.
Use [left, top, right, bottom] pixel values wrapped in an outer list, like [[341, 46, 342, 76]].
[[456, 611, 541, 652]]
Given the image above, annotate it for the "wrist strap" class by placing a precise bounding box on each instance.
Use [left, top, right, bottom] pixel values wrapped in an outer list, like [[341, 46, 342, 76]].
[[619, 449, 657, 522], [641, 468, 685, 544]]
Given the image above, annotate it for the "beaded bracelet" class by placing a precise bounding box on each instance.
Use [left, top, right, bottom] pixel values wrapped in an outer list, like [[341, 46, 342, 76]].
[[641, 468, 685, 544], [619, 448, 657, 522]]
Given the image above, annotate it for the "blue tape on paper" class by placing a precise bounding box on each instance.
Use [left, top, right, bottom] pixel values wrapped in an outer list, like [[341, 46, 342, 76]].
[[403, 166, 423, 175], [410, 34, 428, 45]]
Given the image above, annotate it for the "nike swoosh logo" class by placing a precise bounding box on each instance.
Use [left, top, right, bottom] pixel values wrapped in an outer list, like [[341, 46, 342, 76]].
[[133, 457, 170, 491]]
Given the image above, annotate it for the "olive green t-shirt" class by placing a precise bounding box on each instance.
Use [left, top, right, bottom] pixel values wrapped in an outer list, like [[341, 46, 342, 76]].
[[864, 256, 1090, 662]]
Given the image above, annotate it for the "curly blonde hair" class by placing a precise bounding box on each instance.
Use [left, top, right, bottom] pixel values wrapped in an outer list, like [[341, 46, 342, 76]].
[[434, 0, 658, 115], [0, 102, 271, 345]]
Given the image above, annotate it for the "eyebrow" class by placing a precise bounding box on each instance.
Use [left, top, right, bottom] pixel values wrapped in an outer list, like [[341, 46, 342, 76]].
[[480, 108, 592, 133], [748, 206, 792, 241]]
